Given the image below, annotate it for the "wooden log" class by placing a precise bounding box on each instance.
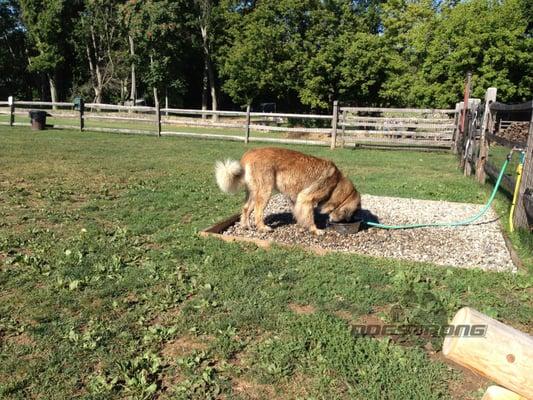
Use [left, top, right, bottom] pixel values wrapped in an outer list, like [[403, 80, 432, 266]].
[[442, 307, 533, 399], [481, 386, 527, 400]]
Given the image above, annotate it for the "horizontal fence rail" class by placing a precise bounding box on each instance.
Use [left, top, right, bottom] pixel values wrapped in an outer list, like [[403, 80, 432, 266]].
[[340, 107, 455, 114], [1, 99, 459, 151], [489, 100, 533, 112]]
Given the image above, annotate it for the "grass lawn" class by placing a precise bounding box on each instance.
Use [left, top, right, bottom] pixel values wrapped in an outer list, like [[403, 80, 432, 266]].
[[0, 126, 531, 399]]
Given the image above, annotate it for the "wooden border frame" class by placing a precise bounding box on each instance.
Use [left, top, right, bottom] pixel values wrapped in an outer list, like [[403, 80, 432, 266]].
[[199, 214, 330, 255]]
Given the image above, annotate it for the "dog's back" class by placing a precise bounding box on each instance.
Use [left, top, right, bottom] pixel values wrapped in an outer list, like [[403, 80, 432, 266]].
[[240, 147, 339, 201]]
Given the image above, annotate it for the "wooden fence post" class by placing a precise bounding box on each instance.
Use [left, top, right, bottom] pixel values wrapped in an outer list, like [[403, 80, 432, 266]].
[[8, 96, 14, 126], [452, 102, 462, 154], [513, 105, 533, 230], [459, 102, 470, 170], [476, 88, 497, 183], [459, 71, 472, 135], [341, 109, 346, 148], [464, 98, 481, 176], [330, 100, 339, 149], [155, 100, 161, 137], [79, 98, 85, 132], [244, 104, 251, 144]]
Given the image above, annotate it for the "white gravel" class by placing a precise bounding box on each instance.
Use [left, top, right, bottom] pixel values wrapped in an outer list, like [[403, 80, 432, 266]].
[[222, 193, 516, 272]]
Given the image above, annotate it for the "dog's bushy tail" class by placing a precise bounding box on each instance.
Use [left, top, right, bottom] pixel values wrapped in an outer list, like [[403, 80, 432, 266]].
[[215, 159, 244, 194]]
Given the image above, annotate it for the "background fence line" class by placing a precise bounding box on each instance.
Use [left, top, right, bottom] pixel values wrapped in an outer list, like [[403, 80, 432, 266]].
[[0, 98, 457, 150]]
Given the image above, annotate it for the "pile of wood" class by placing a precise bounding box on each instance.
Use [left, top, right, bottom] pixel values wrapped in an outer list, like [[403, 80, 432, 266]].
[[497, 122, 530, 144]]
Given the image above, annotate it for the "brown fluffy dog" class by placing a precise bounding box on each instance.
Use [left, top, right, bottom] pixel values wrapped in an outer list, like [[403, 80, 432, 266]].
[[215, 147, 361, 235]]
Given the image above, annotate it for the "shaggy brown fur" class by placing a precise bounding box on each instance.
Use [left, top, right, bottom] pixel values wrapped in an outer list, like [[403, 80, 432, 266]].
[[215, 147, 361, 235]]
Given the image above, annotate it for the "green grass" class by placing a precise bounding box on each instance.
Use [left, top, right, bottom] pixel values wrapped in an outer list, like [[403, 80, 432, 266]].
[[0, 126, 531, 399]]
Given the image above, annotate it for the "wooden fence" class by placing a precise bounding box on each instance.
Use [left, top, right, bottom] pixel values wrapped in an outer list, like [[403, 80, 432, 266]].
[[338, 105, 455, 150], [0, 97, 456, 151], [456, 88, 533, 230]]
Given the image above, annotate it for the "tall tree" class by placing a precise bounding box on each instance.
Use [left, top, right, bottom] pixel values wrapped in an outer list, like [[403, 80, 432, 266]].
[[19, 0, 70, 103], [124, 0, 190, 106], [219, 0, 309, 106], [0, 0, 33, 99], [75, 0, 127, 103], [423, 0, 533, 106], [195, 0, 219, 118], [380, 0, 438, 106]]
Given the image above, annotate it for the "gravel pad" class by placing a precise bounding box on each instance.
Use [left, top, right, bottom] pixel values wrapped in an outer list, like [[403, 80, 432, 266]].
[[222, 193, 515, 272]]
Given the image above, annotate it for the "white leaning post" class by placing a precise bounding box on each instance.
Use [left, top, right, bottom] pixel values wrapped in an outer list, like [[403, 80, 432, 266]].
[[244, 104, 251, 144], [8, 96, 14, 126], [330, 100, 339, 149], [155, 101, 161, 137]]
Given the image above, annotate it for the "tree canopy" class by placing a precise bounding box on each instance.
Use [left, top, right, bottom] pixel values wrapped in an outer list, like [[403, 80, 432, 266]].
[[2, 0, 531, 110]]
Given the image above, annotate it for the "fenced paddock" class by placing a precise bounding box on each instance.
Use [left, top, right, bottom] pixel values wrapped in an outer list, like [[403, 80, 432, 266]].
[[0, 97, 455, 151], [455, 88, 533, 231]]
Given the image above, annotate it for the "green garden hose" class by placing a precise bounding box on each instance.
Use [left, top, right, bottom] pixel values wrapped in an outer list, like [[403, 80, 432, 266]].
[[364, 154, 512, 230]]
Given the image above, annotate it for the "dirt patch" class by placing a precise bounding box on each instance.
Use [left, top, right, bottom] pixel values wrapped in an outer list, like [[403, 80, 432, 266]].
[[5, 332, 35, 347], [288, 303, 316, 315], [150, 305, 183, 326], [232, 378, 276, 399], [430, 351, 488, 399], [161, 335, 210, 360], [232, 372, 314, 400]]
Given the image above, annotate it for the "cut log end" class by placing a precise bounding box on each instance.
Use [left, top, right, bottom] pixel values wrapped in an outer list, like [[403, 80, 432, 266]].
[[443, 307, 533, 399]]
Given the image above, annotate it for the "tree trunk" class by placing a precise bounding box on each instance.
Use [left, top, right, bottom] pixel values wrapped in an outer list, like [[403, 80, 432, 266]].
[[200, 23, 218, 122], [207, 58, 218, 121], [151, 56, 159, 107], [49, 75, 58, 110], [128, 35, 136, 103], [94, 63, 103, 104], [201, 57, 208, 120]]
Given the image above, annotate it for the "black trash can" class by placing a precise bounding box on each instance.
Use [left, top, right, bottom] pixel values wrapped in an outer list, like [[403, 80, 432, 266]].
[[29, 110, 47, 130]]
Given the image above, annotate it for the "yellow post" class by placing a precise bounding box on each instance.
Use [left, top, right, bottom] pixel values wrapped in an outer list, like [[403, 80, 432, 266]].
[[509, 151, 525, 232]]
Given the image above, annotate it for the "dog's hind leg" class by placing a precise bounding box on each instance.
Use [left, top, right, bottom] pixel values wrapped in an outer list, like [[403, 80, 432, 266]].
[[253, 188, 272, 232], [240, 190, 253, 229]]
